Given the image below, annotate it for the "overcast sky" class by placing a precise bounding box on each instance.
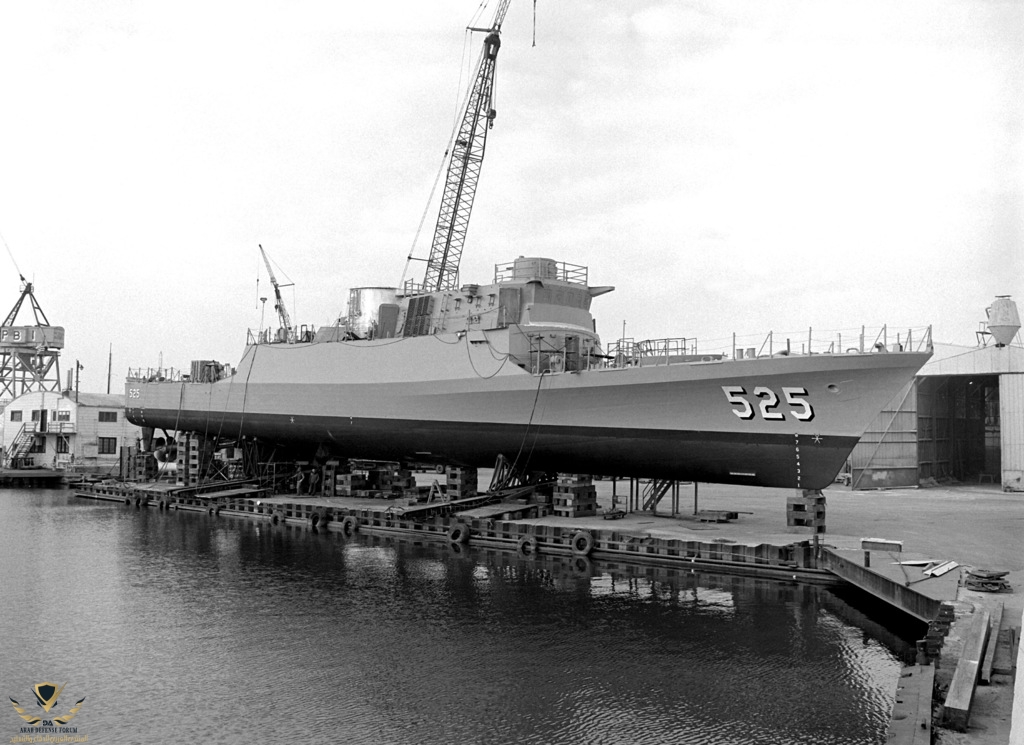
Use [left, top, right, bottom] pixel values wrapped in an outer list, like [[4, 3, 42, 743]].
[[0, 0, 1020, 393]]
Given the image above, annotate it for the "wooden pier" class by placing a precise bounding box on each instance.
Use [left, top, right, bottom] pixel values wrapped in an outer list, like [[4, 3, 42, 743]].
[[73, 482, 835, 583], [0, 468, 64, 488]]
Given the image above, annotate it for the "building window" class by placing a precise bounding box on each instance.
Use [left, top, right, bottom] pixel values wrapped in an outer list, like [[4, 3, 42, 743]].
[[56, 410, 71, 422], [31, 410, 42, 422], [98, 411, 118, 423], [9, 410, 21, 422], [98, 437, 118, 455], [56, 436, 70, 454], [30, 437, 46, 454]]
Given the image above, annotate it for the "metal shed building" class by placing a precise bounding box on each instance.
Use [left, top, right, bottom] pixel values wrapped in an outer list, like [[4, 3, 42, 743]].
[[850, 342, 1024, 491]]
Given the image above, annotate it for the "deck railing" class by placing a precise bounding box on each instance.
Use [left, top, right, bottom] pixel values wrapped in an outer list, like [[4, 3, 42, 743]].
[[599, 325, 932, 370], [246, 324, 318, 346], [126, 367, 185, 383], [743, 325, 933, 358], [493, 260, 588, 286]]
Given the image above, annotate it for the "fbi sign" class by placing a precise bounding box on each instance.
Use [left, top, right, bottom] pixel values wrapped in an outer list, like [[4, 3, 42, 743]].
[[0, 326, 65, 349]]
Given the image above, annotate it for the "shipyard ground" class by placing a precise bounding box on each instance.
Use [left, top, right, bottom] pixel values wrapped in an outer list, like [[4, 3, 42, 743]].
[[75, 476, 1022, 743]]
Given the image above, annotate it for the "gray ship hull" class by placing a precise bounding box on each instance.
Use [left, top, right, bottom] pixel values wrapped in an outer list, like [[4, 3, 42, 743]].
[[126, 334, 929, 490]]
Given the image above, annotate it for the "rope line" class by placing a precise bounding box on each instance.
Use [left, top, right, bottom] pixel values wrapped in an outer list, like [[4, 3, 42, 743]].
[[507, 370, 546, 476]]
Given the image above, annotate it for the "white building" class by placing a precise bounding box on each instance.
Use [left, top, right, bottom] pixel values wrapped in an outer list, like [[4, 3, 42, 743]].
[[1, 391, 141, 474]]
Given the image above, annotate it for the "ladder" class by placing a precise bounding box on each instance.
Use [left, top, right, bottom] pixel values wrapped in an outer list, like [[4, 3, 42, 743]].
[[641, 479, 674, 512]]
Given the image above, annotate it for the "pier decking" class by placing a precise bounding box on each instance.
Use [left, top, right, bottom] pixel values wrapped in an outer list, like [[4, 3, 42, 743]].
[[0, 468, 64, 487], [74, 482, 835, 582]]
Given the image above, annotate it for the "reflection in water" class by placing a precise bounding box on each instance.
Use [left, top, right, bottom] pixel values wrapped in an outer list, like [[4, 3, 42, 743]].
[[0, 490, 917, 744]]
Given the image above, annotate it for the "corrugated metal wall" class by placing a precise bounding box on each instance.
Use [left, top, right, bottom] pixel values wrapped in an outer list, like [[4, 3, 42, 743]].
[[917, 376, 947, 481], [914, 375, 999, 484], [1001, 373, 1024, 491], [850, 380, 920, 488]]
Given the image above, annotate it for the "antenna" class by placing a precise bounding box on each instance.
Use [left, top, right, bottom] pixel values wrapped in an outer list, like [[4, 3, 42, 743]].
[[0, 228, 23, 279]]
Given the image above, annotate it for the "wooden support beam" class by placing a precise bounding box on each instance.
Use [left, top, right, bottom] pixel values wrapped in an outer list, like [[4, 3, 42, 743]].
[[980, 602, 1003, 685], [941, 608, 991, 731]]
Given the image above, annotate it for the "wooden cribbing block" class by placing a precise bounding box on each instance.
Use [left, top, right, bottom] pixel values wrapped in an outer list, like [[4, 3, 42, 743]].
[[941, 608, 991, 731], [980, 602, 1003, 685]]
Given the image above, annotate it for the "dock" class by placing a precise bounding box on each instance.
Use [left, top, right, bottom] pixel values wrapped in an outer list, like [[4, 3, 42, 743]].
[[73, 482, 835, 582], [818, 547, 955, 624], [0, 468, 64, 487]]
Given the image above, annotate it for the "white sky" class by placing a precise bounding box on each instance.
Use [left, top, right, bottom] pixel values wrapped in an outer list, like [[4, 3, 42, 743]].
[[0, 0, 1020, 392]]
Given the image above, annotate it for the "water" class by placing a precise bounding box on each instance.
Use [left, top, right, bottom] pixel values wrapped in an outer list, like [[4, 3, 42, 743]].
[[0, 489, 919, 744]]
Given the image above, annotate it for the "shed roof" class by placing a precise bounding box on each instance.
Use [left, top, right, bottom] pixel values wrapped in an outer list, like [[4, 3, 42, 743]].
[[73, 392, 126, 408], [919, 343, 1024, 377]]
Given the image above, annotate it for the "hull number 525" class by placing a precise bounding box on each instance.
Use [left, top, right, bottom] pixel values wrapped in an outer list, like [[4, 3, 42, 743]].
[[722, 386, 814, 421]]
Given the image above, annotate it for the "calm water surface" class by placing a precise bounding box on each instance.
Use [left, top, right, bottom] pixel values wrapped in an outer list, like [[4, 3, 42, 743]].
[[0, 489, 918, 744]]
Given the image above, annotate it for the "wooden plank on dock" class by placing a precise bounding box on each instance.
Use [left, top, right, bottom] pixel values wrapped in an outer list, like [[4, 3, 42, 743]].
[[384, 494, 497, 520], [980, 601, 1003, 685], [695, 510, 737, 522], [887, 664, 934, 745], [992, 626, 1017, 677], [187, 487, 267, 500], [941, 608, 991, 731]]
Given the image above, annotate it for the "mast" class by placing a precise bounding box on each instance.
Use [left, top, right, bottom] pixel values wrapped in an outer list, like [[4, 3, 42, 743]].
[[421, 0, 513, 293]]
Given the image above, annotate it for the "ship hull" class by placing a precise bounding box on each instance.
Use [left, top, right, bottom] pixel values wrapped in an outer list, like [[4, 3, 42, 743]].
[[126, 335, 929, 490]]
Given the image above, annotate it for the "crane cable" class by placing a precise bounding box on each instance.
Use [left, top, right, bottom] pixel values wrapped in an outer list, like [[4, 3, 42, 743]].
[[399, 2, 499, 291]]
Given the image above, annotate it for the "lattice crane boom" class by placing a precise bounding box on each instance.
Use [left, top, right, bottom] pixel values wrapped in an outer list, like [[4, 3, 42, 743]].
[[421, 0, 513, 293], [259, 244, 294, 341]]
